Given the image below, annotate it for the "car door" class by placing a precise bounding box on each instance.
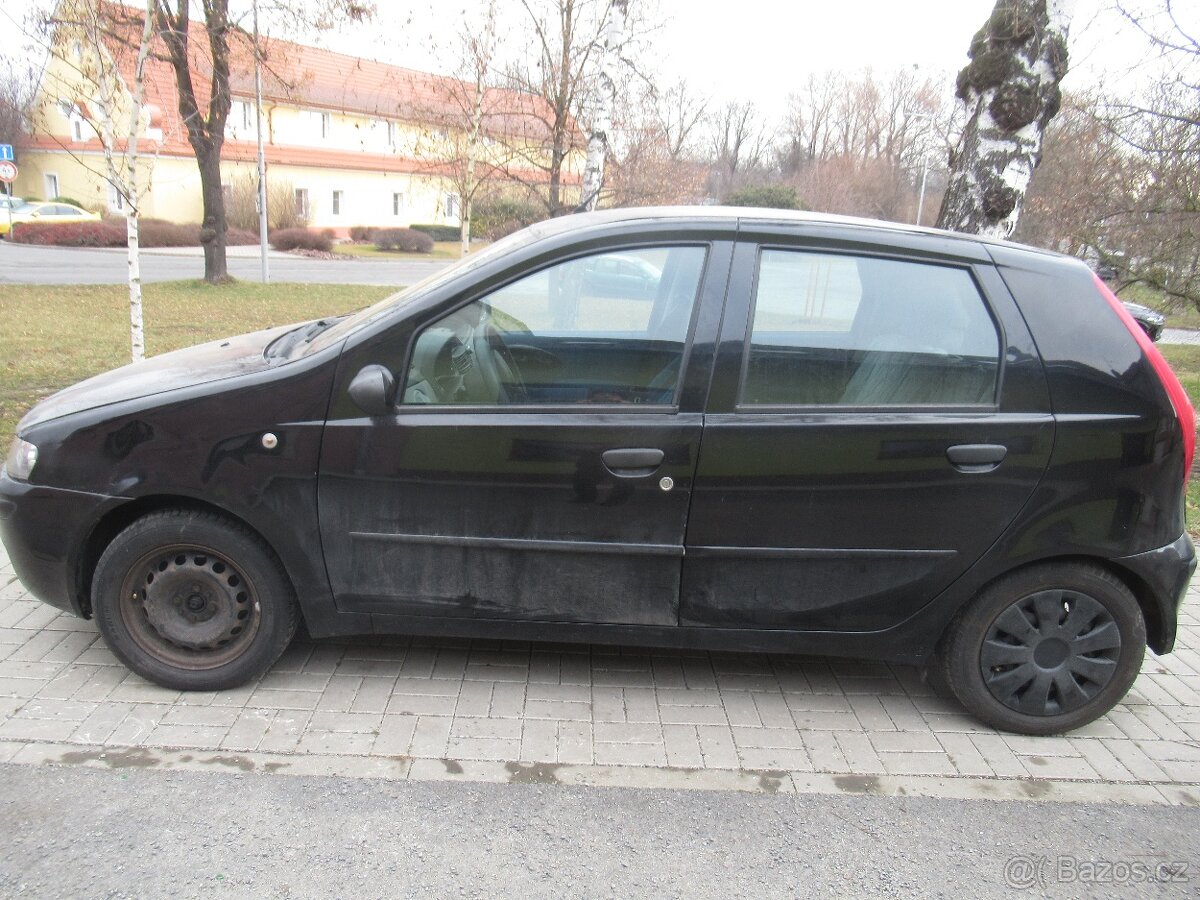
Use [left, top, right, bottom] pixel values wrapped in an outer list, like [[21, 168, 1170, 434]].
[[681, 226, 1054, 632], [318, 237, 733, 626]]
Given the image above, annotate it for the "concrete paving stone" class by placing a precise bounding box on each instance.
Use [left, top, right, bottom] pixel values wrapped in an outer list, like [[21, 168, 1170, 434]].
[[464, 663, 529, 684], [257, 711, 312, 753], [736, 747, 812, 772], [594, 721, 663, 744], [788, 709, 859, 731], [732, 726, 805, 750], [452, 679, 493, 717], [1018, 754, 1102, 780], [349, 676, 398, 715], [105, 704, 173, 746], [489, 682, 527, 718], [446, 736, 522, 761], [385, 692, 458, 717], [833, 731, 887, 775], [220, 710, 274, 752], [333, 657, 405, 677], [1061, 717, 1126, 739], [408, 715, 452, 757], [390, 676, 462, 696], [1070, 738, 1139, 782], [847, 695, 897, 732], [527, 652, 562, 684], [35, 665, 101, 701], [890, 665, 936, 697], [879, 751, 958, 776], [452, 717, 522, 740], [398, 648, 439, 678], [655, 687, 722, 707], [12, 605, 64, 631], [269, 643, 312, 673], [14, 698, 97, 722], [255, 671, 331, 693], [147, 723, 232, 749], [1100, 739, 1172, 782], [1103, 709, 1161, 741], [297, 730, 377, 755], [0, 625, 29, 645], [868, 731, 945, 754], [590, 668, 655, 688], [40, 632, 99, 665], [107, 678, 182, 705], [298, 644, 347, 674], [721, 691, 762, 727], [523, 698, 590, 721], [70, 702, 135, 745], [430, 649, 471, 679], [1137, 739, 1200, 762], [661, 724, 704, 767], [160, 705, 241, 728], [659, 703, 728, 726], [247, 688, 322, 711], [877, 695, 929, 731], [716, 673, 786, 693], [1155, 759, 1200, 783], [0, 660, 64, 681], [649, 657, 688, 689], [767, 664, 812, 693], [782, 692, 854, 714], [72, 646, 121, 667], [558, 654, 594, 685], [967, 734, 1029, 779], [0, 716, 79, 741], [1002, 735, 1080, 757], [590, 686, 627, 723], [622, 687, 660, 723], [1148, 676, 1200, 707], [207, 683, 259, 708], [594, 740, 668, 767], [1131, 707, 1193, 742], [696, 724, 740, 769], [556, 721, 593, 764], [835, 676, 907, 696], [307, 711, 382, 734], [525, 682, 590, 703], [518, 718, 558, 762], [804, 730, 850, 773], [936, 732, 995, 777], [752, 693, 797, 728], [919, 714, 995, 734], [8, 629, 70, 662], [371, 714, 418, 757], [314, 674, 363, 713]]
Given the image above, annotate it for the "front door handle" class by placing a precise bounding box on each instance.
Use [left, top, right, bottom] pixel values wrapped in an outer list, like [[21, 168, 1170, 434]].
[[602, 448, 665, 478], [946, 443, 1007, 473]]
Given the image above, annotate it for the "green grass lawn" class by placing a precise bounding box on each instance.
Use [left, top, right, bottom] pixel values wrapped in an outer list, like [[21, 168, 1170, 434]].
[[0, 281, 396, 447], [333, 240, 463, 260]]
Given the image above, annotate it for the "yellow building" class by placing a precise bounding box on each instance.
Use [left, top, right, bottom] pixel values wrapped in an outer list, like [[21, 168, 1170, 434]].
[[16, 12, 582, 235]]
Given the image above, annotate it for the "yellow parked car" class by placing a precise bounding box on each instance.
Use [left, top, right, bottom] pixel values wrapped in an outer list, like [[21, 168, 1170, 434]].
[[0, 201, 101, 238]]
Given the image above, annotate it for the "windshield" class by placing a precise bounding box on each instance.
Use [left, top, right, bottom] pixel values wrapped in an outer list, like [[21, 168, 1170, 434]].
[[297, 225, 544, 357]]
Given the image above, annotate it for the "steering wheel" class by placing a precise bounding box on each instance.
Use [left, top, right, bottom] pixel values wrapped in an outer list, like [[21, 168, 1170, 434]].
[[485, 323, 529, 403]]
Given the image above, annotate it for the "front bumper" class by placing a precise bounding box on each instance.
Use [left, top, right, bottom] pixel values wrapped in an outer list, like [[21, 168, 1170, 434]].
[[1113, 531, 1196, 654], [0, 471, 123, 617]]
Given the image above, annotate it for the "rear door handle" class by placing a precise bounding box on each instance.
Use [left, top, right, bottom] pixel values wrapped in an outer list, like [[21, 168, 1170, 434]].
[[602, 448, 665, 478], [946, 443, 1007, 473]]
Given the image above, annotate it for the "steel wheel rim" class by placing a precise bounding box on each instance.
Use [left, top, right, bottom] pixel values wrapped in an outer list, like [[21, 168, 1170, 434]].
[[979, 589, 1122, 717], [119, 543, 262, 670]]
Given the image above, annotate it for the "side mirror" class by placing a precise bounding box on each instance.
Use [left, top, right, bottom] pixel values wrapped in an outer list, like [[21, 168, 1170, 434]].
[[348, 365, 397, 416]]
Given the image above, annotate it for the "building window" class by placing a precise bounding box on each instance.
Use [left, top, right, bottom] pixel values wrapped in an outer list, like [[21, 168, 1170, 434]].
[[320, 112, 331, 139], [72, 118, 85, 141], [332, 190, 343, 216], [107, 183, 126, 213], [294, 188, 309, 220], [387, 121, 397, 148], [44, 173, 59, 198], [393, 192, 404, 216], [228, 100, 252, 135], [443, 192, 459, 221]]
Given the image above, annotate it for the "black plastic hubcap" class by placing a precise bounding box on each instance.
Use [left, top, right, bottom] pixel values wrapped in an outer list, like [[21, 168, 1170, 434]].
[[980, 590, 1122, 717]]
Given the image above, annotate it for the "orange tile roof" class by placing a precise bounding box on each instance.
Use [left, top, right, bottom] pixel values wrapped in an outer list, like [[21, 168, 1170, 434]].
[[52, 2, 579, 183]]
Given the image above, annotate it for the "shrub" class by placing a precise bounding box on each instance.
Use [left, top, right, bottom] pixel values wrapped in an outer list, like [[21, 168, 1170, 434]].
[[11, 221, 126, 247], [269, 227, 332, 252], [226, 174, 307, 231], [136, 218, 197, 247], [723, 185, 803, 210], [349, 225, 376, 242], [409, 223, 460, 242], [473, 197, 542, 240], [374, 227, 435, 253], [226, 227, 259, 246], [49, 195, 91, 211]]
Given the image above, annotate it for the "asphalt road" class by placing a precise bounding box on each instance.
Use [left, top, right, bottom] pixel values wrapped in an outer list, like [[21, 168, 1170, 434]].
[[0, 242, 451, 286], [1, 763, 1197, 899]]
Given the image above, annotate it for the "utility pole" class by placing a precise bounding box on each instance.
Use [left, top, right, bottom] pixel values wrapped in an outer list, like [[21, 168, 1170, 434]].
[[253, 0, 269, 282]]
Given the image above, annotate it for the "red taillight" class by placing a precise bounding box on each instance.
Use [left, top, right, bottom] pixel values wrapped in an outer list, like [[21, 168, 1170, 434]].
[[1094, 274, 1195, 479]]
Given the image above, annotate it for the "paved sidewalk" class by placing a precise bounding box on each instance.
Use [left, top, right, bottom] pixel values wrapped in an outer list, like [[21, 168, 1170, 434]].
[[1, 543, 1198, 803]]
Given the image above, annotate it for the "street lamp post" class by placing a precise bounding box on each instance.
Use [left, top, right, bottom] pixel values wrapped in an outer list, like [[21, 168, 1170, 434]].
[[253, 0, 269, 283]]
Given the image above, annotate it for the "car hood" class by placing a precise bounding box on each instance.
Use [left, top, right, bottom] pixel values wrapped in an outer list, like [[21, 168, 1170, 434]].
[[18, 323, 300, 432]]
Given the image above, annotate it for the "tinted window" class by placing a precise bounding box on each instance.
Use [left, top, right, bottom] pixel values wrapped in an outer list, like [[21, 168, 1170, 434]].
[[743, 250, 1000, 406], [403, 246, 706, 406]]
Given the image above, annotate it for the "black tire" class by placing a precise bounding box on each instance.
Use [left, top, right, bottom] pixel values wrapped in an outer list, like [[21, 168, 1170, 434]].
[[92, 509, 299, 691], [938, 562, 1145, 735]]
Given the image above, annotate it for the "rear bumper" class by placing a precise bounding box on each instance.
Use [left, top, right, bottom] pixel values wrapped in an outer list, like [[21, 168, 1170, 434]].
[[1113, 532, 1196, 655], [0, 471, 122, 617]]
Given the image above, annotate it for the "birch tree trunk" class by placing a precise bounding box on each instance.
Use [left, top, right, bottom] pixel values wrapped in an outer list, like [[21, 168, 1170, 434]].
[[127, 214, 145, 360], [579, 0, 627, 212], [937, 0, 1075, 239]]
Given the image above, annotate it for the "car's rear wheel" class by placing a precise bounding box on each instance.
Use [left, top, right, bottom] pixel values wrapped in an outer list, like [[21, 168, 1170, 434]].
[[939, 563, 1145, 735], [92, 509, 299, 691]]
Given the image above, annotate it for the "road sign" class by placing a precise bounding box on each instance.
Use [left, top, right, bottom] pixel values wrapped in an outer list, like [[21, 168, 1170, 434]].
[[0, 145, 12, 162], [0, 161, 17, 184]]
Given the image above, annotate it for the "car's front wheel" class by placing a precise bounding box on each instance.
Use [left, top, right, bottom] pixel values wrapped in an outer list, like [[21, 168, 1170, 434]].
[[92, 509, 299, 691], [938, 563, 1145, 735]]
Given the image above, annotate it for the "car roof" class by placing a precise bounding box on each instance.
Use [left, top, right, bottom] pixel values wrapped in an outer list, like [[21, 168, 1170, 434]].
[[529, 205, 1064, 259]]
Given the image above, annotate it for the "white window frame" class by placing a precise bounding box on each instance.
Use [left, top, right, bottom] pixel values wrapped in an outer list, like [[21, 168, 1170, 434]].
[[331, 189, 343, 216], [294, 188, 310, 220], [107, 183, 126, 214], [393, 192, 404, 216], [443, 192, 459, 221], [44, 173, 60, 198]]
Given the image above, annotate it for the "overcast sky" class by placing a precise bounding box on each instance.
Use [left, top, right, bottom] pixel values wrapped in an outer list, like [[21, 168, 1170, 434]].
[[1, 0, 1190, 121]]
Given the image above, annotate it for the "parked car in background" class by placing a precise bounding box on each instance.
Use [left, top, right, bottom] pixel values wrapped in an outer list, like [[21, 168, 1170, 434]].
[[0, 195, 24, 211], [0, 200, 101, 238], [1121, 301, 1166, 342], [2, 207, 1195, 735]]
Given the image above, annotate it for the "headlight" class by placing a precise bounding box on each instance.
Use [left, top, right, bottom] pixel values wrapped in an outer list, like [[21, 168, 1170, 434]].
[[4, 437, 38, 481]]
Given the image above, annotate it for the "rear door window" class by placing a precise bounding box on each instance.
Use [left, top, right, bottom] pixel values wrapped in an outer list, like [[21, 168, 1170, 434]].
[[743, 249, 1001, 407]]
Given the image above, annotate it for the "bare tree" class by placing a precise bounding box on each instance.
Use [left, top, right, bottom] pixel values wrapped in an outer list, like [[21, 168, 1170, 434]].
[[504, 0, 614, 216], [0, 61, 38, 162], [707, 100, 770, 198], [41, 0, 156, 361], [579, 0, 627, 210], [937, 0, 1074, 238]]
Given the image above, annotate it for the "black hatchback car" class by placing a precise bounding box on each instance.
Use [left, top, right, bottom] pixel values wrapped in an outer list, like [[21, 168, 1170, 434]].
[[2, 208, 1194, 735]]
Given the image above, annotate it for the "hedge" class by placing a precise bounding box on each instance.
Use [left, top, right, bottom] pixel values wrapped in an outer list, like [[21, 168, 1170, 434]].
[[409, 223, 460, 242], [11, 221, 126, 247], [373, 228, 434, 253], [270, 227, 333, 252]]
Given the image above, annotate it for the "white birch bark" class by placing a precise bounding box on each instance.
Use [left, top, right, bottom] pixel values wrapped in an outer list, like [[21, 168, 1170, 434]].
[[938, 0, 1076, 239], [579, 0, 627, 212]]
